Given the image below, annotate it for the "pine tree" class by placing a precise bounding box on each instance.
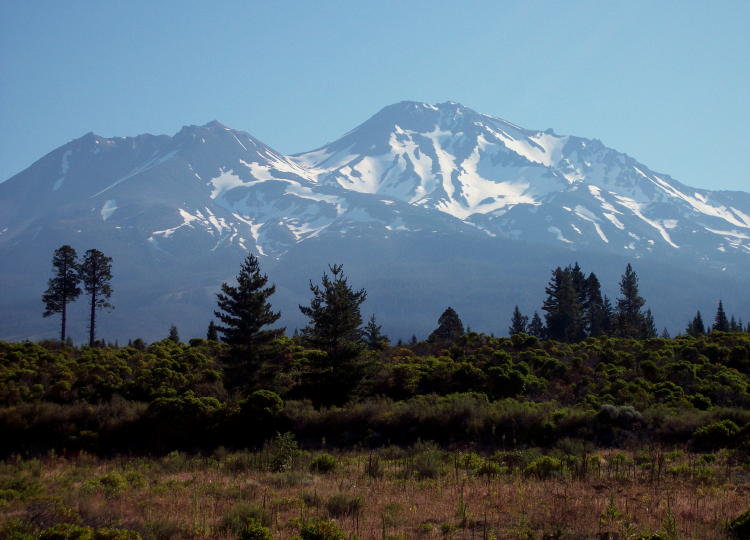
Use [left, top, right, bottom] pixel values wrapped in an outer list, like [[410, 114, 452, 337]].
[[584, 272, 608, 337], [543, 267, 584, 342], [299, 264, 366, 358], [528, 312, 546, 339], [614, 264, 646, 338], [686, 311, 705, 336], [428, 307, 464, 343], [508, 305, 529, 335], [712, 300, 730, 332], [363, 314, 388, 350], [661, 327, 671, 339], [215, 253, 283, 353], [78, 249, 113, 347], [729, 315, 739, 332], [206, 320, 218, 341], [643, 309, 657, 338], [42, 245, 82, 342], [168, 325, 180, 343]]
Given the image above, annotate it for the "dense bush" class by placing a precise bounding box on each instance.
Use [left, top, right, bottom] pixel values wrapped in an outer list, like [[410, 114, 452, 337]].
[[1, 331, 749, 454]]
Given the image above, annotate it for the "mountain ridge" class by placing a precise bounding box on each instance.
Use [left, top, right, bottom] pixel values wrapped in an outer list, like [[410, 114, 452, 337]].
[[1, 101, 749, 342]]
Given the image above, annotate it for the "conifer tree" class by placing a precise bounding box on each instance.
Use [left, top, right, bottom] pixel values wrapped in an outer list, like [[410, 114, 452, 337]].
[[428, 307, 465, 343], [168, 325, 180, 343], [215, 253, 283, 354], [584, 272, 608, 337], [42, 245, 82, 342], [643, 309, 657, 338], [661, 327, 671, 339], [299, 264, 366, 358], [363, 314, 388, 350], [712, 300, 730, 332], [729, 315, 739, 332], [543, 267, 584, 342], [528, 312, 546, 339], [508, 305, 529, 335], [206, 320, 218, 341], [78, 249, 113, 347], [613, 264, 646, 338], [686, 311, 706, 336]]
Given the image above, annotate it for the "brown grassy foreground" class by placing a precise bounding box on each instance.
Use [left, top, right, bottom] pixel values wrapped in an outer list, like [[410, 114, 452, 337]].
[[1, 445, 749, 539]]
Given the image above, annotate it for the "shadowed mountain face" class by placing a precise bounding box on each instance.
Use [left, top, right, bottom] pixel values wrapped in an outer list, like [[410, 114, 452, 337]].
[[1, 102, 749, 342]]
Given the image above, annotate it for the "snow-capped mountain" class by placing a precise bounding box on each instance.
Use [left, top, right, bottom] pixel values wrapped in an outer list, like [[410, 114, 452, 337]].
[[1, 101, 749, 342], [295, 101, 750, 266]]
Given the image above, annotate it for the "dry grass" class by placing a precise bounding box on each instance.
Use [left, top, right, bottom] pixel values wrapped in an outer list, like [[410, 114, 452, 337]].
[[1, 447, 748, 539]]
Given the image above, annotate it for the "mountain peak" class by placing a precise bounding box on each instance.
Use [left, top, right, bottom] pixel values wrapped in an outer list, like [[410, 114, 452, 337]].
[[203, 120, 228, 129]]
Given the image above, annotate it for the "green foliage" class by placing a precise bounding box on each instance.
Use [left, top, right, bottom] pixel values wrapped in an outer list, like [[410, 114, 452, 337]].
[[693, 419, 740, 449], [523, 456, 563, 479], [266, 432, 300, 472], [238, 518, 273, 540], [221, 503, 273, 534], [728, 508, 750, 539], [428, 307, 464, 343], [299, 519, 346, 540], [310, 453, 336, 473], [325, 492, 363, 517]]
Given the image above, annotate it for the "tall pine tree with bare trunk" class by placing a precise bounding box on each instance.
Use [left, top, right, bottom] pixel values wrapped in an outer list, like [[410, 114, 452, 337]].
[[79, 249, 113, 346], [42, 245, 81, 343]]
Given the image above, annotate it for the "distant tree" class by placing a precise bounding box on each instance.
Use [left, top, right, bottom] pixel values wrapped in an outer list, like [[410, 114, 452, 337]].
[[428, 307, 464, 343], [584, 273, 609, 337], [613, 264, 647, 338], [299, 264, 367, 359], [215, 253, 283, 355], [712, 300, 730, 332], [686, 311, 706, 336], [206, 320, 219, 341], [528, 312, 546, 339], [661, 327, 671, 339], [508, 305, 529, 335], [729, 315, 739, 332], [42, 245, 82, 342], [363, 314, 388, 350], [543, 267, 584, 342], [168, 325, 180, 343], [410, 334, 418, 345], [643, 309, 657, 338], [78, 249, 113, 347]]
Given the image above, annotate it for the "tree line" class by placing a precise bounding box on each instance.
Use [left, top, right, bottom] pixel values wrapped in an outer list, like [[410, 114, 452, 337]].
[[507, 262, 747, 342]]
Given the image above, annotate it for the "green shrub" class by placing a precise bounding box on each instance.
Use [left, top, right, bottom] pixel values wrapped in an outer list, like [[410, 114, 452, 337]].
[[238, 518, 273, 540], [221, 503, 273, 534], [39, 524, 94, 540], [299, 520, 346, 540], [310, 453, 336, 473], [475, 460, 504, 478], [325, 493, 363, 517], [728, 508, 750, 539], [693, 419, 740, 449], [266, 432, 300, 472], [523, 456, 563, 479], [93, 529, 142, 540]]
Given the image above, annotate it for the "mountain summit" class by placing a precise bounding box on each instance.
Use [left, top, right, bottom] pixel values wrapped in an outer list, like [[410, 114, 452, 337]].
[[1, 101, 749, 341]]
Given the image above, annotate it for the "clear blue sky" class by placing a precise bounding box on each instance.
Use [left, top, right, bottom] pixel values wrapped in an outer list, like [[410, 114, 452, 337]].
[[2, 0, 748, 191]]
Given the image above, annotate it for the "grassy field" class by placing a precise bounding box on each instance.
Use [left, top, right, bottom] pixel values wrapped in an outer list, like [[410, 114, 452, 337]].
[[2, 443, 749, 539]]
